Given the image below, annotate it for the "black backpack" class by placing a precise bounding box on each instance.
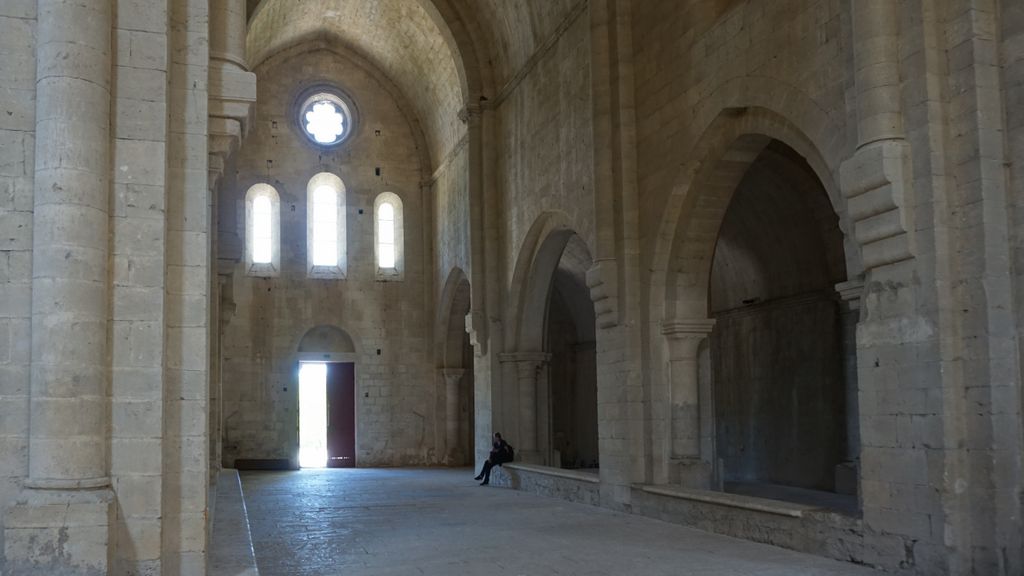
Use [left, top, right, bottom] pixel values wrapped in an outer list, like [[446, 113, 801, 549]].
[[504, 443, 515, 462]]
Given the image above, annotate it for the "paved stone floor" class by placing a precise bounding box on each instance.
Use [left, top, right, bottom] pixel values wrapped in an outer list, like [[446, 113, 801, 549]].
[[240, 468, 879, 576]]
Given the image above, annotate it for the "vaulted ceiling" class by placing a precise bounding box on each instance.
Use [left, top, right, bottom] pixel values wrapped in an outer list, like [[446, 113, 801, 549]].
[[246, 0, 584, 168]]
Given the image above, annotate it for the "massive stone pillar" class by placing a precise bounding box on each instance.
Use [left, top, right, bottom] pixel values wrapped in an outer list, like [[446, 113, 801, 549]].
[[4, 0, 115, 573], [442, 368, 466, 463], [662, 320, 715, 489]]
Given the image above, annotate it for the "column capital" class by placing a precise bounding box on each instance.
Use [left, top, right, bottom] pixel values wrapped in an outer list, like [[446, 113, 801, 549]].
[[663, 319, 715, 360], [661, 318, 716, 339], [440, 367, 467, 380], [498, 352, 552, 365], [835, 278, 865, 308]]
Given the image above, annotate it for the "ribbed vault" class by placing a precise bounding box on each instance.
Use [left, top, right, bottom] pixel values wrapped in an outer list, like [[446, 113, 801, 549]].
[[247, 0, 588, 166], [247, 0, 465, 167]]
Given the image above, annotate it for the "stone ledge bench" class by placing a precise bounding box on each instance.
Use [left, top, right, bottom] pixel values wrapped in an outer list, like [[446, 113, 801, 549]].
[[208, 469, 260, 576], [493, 462, 601, 505]]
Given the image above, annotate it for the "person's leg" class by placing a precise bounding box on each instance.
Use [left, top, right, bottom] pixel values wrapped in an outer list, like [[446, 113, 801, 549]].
[[480, 460, 494, 485]]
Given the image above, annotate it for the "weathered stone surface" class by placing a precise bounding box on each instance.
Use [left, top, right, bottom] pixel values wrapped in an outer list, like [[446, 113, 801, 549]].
[[0, 2, 1022, 575]]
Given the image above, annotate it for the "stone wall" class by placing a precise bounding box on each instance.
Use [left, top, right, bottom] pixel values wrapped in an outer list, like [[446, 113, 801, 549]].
[[432, 146, 470, 307], [712, 296, 844, 491], [0, 1, 35, 569], [497, 8, 595, 283], [219, 47, 440, 467]]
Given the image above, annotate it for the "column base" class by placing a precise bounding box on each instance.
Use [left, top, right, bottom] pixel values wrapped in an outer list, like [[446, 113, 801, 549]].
[[4, 487, 115, 575], [835, 461, 859, 496], [670, 458, 713, 490]]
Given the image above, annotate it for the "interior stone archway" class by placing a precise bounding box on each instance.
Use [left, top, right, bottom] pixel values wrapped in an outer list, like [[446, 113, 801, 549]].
[[506, 215, 598, 469], [437, 269, 474, 465], [707, 141, 854, 506], [658, 128, 860, 509]]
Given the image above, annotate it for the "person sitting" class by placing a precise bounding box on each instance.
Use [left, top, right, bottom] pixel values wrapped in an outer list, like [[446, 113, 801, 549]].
[[474, 432, 513, 485]]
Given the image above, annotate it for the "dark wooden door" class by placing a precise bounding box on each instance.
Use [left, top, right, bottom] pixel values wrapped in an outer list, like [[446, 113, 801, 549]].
[[326, 363, 356, 468]]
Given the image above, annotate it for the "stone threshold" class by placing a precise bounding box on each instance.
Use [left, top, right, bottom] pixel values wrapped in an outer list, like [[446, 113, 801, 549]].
[[504, 463, 601, 483], [637, 484, 822, 518]]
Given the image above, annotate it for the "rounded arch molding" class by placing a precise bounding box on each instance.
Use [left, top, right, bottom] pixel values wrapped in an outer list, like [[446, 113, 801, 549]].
[[435, 267, 472, 368], [297, 324, 358, 363], [506, 211, 596, 352], [649, 101, 864, 325]]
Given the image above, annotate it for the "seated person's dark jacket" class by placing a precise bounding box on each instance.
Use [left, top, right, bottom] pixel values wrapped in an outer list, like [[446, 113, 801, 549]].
[[490, 440, 513, 465]]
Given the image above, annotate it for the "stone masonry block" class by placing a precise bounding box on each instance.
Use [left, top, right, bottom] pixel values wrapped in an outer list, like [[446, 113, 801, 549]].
[[115, 0, 167, 34], [114, 66, 168, 102], [113, 139, 166, 186], [4, 489, 114, 576], [116, 518, 162, 561], [0, 0, 34, 19], [111, 438, 162, 476]]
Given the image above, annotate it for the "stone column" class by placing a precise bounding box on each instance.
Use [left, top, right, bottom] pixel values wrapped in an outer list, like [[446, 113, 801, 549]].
[[29, 0, 111, 491], [208, 0, 256, 184], [5, 1, 115, 573], [835, 279, 864, 495], [210, 0, 247, 71], [841, 0, 913, 271], [662, 319, 715, 489], [498, 352, 551, 464], [442, 368, 466, 462]]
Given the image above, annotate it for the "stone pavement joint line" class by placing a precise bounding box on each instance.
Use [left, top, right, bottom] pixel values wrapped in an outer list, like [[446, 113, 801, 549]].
[[240, 468, 879, 576]]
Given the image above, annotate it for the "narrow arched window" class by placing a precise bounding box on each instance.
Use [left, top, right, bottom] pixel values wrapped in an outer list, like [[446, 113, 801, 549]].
[[252, 196, 272, 263], [245, 184, 280, 277], [374, 192, 404, 280], [378, 202, 395, 268], [307, 173, 346, 278]]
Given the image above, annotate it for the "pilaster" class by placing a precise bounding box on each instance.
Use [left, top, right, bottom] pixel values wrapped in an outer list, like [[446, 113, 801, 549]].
[[661, 319, 715, 489], [498, 352, 551, 464]]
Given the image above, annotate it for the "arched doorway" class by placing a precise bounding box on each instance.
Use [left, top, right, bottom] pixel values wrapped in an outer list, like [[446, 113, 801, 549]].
[[707, 141, 854, 509], [439, 270, 474, 465], [297, 325, 357, 468]]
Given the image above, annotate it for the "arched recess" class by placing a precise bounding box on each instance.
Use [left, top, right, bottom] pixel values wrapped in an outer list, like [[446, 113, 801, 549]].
[[436, 268, 474, 465], [652, 108, 863, 510], [508, 213, 599, 469], [297, 324, 357, 362], [654, 107, 860, 321]]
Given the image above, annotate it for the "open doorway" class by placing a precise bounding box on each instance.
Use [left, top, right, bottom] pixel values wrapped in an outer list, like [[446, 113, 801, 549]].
[[299, 362, 328, 468], [298, 361, 356, 469]]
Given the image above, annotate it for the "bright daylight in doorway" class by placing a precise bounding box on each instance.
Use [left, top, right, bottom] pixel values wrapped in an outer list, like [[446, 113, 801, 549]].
[[298, 362, 328, 468]]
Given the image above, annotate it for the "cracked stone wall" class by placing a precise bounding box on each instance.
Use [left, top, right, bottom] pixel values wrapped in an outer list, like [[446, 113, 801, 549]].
[[218, 47, 439, 467]]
